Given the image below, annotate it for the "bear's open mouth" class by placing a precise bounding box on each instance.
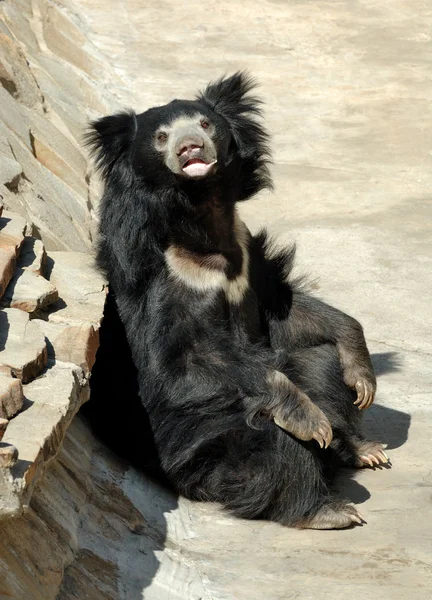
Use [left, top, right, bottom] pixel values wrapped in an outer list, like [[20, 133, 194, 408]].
[[181, 158, 216, 178]]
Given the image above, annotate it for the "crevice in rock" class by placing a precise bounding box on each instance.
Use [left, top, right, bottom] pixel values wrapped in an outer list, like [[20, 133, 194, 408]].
[[0, 74, 18, 98], [4, 173, 21, 193]]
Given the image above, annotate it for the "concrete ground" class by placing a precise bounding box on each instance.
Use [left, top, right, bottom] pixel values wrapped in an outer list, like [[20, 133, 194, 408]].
[[76, 1, 432, 598]]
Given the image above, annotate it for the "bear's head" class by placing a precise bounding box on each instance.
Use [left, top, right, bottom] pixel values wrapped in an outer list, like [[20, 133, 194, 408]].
[[86, 72, 272, 201]]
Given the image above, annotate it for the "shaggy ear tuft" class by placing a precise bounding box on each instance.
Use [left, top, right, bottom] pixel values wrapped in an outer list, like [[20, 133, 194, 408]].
[[197, 72, 273, 199], [85, 110, 137, 177], [197, 71, 262, 117]]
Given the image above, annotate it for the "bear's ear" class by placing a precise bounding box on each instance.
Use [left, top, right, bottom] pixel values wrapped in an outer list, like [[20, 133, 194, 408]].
[[85, 110, 137, 177], [197, 71, 261, 119], [197, 72, 272, 198], [196, 72, 269, 159]]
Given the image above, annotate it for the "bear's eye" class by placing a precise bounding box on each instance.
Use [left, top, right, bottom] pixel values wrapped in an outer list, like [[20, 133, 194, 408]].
[[200, 119, 210, 129], [157, 132, 167, 142]]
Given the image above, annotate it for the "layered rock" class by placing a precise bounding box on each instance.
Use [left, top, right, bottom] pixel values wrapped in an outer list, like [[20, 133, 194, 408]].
[[0, 0, 113, 531], [0, 1, 119, 594], [0, 209, 25, 296], [0, 205, 105, 521], [0, 219, 105, 518], [0, 308, 47, 383], [0, 416, 208, 600], [0, 0, 126, 251], [0, 374, 23, 419], [2, 268, 58, 312]]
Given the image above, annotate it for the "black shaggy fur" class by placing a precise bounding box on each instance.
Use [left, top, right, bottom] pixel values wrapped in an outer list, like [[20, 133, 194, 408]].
[[86, 73, 379, 528]]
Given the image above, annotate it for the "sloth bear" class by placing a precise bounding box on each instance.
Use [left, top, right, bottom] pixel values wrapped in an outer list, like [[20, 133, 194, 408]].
[[86, 73, 388, 529]]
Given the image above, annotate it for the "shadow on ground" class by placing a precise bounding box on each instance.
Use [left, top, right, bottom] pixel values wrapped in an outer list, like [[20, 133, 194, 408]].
[[81, 290, 178, 598], [335, 402, 411, 505], [368, 351, 410, 450], [371, 351, 402, 378], [336, 351, 410, 506]]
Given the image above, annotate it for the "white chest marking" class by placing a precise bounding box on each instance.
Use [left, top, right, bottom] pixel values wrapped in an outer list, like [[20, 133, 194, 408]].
[[165, 212, 250, 305]]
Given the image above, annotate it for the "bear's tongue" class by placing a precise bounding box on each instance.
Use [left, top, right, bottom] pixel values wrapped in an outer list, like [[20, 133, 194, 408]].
[[182, 158, 215, 177]]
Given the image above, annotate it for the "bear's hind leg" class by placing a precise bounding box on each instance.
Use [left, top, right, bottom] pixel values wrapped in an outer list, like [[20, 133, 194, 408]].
[[197, 423, 365, 530], [297, 500, 365, 529], [351, 437, 390, 468], [281, 344, 390, 469]]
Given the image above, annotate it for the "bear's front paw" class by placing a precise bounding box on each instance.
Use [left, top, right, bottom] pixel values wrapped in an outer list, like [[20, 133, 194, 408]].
[[343, 368, 376, 410], [274, 394, 333, 449]]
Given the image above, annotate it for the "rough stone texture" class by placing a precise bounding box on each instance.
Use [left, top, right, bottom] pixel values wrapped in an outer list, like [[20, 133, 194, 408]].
[[17, 236, 46, 275], [0, 84, 32, 150], [0, 154, 22, 189], [0, 219, 57, 313], [0, 238, 105, 519], [0, 32, 44, 110], [0, 120, 93, 251], [0, 0, 40, 53], [40, 0, 105, 79], [43, 251, 106, 327], [0, 308, 47, 382], [0, 246, 16, 299], [0, 417, 207, 600], [0, 209, 28, 302], [0, 418, 8, 441], [0, 374, 24, 419], [25, 107, 88, 197], [38, 320, 100, 374], [0, 240, 105, 524], [3, 268, 58, 312], [0, 0, 431, 599], [0, 0, 127, 252], [0, 361, 90, 518], [0, 443, 18, 468], [0, 209, 26, 256]]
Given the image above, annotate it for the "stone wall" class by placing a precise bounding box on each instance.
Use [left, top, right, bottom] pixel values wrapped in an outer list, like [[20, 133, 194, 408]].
[[0, 0, 127, 250]]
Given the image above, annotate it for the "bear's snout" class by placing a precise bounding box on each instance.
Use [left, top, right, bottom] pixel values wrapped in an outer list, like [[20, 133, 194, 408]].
[[168, 128, 217, 179], [176, 135, 204, 157]]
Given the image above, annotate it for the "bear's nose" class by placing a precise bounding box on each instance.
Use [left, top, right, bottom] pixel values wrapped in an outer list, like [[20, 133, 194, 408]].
[[176, 136, 204, 156]]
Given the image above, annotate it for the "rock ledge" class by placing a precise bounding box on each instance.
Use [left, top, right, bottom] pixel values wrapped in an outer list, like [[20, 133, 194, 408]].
[[0, 211, 105, 519]]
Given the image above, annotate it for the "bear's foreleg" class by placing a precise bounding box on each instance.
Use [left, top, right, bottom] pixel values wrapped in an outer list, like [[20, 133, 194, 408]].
[[270, 292, 377, 410]]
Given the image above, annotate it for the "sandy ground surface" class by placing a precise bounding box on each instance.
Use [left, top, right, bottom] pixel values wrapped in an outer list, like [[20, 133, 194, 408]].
[[74, 1, 432, 598]]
